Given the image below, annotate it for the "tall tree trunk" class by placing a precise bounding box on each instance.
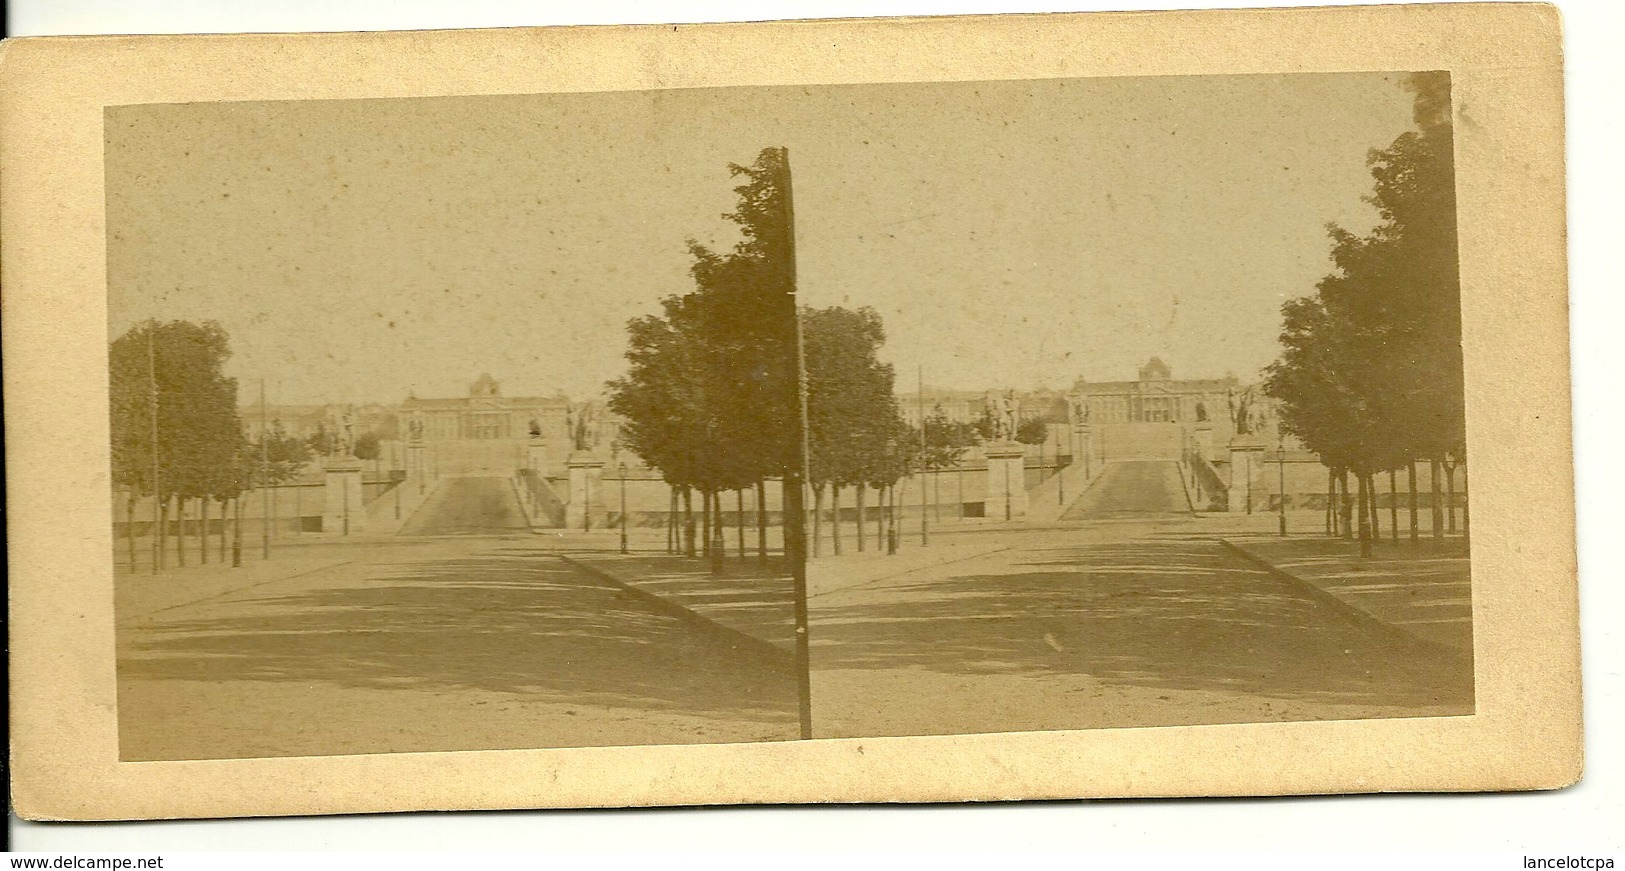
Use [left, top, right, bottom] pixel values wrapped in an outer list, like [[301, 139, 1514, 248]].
[[1388, 470, 1399, 543], [126, 490, 139, 571], [1324, 475, 1334, 536], [176, 497, 187, 568], [811, 484, 824, 558], [232, 495, 244, 567], [709, 490, 724, 575], [1408, 462, 1419, 542], [736, 489, 746, 559], [1357, 473, 1373, 559], [667, 487, 677, 554], [756, 479, 768, 563], [1340, 470, 1353, 540], [1444, 462, 1457, 534], [683, 487, 696, 557], [856, 484, 867, 552], [874, 484, 884, 546], [1431, 459, 1444, 541], [156, 497, 168, 570], [199, 497, 209, 564], [701, 489, 712, 558], [831, 485, 843, 556], [1367, 475, 1380, 541]]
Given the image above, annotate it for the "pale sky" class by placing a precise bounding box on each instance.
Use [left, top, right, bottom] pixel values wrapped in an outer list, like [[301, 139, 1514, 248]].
[[106, 72, 1422, 405]]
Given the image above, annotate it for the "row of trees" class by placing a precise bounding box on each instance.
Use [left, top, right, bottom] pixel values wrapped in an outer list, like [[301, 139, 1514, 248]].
[[109, 319, 316, 571], [607, 148, 803, 572], [610, 147, 1070, 566], [1263, 72, 1466, 557]]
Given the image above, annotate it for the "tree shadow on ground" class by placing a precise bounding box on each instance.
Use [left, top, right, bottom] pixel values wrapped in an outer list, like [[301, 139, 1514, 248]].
[[118, 549, 797, 722], [811, 538, 1472, 711]]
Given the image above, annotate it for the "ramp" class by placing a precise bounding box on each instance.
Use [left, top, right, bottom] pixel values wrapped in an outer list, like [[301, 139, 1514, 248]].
[[398, 477, 531, 535], [1060, 461, 1191, 519]]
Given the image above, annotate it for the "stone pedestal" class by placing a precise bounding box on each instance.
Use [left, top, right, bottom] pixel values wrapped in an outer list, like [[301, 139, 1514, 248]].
[[1075, 425, 1093, 479], [983, 441, 1028, 521], [323, 458, 366, 535], [565, 453, 606, 531], [406, 441, 426, 494], [1227, 439, 1267, 513], [526, 438, 549, 477], [1193, 422, 1214, 461]]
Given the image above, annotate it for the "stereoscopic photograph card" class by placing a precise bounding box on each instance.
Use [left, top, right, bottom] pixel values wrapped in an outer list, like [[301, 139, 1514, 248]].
[[2, 3, 1577, 820]]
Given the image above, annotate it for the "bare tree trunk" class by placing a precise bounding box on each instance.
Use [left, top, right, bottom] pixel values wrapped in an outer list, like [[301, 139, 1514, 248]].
[[709, 490, 724, 575], [1431, 459, 1444, 541], [700, 489, 712, 558], [1357, 473, 1373, 559], [856, 484, 867, 552], [831, 485, 843, 556], [232, 495, 244, 567], [683, 487, 696, 557], [1444, 462, 1457, 534], [736, 489, 746, 559], [174, 497, 186, 572], [1367, 475, 1380, 542], [199, 496, 209, 564], [1388, 470, 1399, 543], [156, 497, 168, 571], [874, 484, 884, 546], [1325, 469, 1336, 537], [811, 484, 824, 558], [1340, 470, 1353, 541], [756, 479, 768, 563], [1408, 462, 1419, 542], [126, 490, 139, 571], [667, 487, 677, 554]]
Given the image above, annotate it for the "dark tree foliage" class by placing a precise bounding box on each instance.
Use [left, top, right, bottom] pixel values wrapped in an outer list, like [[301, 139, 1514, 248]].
[[802, 304, 912, 490], [1264, 72, 1461, 554], [608, 148, 799, 495], [109, 319, 244, 504], [1266, 72, 1461, 472], [920, 406, 977, 472], [1014, 418, 1051, 446]]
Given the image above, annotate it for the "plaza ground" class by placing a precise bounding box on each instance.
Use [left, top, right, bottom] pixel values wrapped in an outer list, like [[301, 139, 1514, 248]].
[[115, 523, 798, 761], [807, 482, 1473, 739]]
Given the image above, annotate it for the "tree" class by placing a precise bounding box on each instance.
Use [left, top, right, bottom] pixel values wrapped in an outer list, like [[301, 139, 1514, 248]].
[[607, 147, 801, 567], [800, 304, 913, 554], [1014, 417, 1050, 446], [1264, 72, 1460, 556], [109, 319, 243, 570]]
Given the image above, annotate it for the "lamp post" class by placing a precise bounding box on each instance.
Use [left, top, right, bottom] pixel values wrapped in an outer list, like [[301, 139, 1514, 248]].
[[618, 462, 629, 554], [1277, 440, 1288, 537], [1056, 426, 1065, 506]]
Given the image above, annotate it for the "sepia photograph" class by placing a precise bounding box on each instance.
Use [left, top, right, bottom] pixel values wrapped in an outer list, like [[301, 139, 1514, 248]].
[[3, 2, 1578, 822], [106, 94, 812, 759], [793, 71, 1474, 738]]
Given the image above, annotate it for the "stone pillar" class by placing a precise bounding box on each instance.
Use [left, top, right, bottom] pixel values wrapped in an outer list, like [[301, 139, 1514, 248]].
[[1193, 421, 1214, 461], [565, 453, 606, 531], [407, 441, 426, 494], [1076, 425, 1092, 479], [527, 438, 549, 477], [323, 458, 366, 535], [983, 442, 1028, 521], [1227, 441, 1266, 513]]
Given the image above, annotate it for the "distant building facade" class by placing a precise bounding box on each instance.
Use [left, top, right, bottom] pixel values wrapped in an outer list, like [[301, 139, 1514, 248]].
[[399, 374, 574, 444]]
